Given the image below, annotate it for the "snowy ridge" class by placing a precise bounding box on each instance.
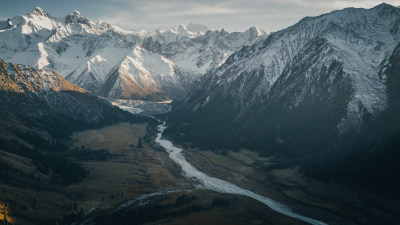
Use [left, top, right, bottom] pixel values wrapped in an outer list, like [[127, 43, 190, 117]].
[[0, 8, 263, 99], [144, 26, 266, 80], [0, 59, 135, 126], [186, 3, 400, 130], [153, 23, 210, 44]]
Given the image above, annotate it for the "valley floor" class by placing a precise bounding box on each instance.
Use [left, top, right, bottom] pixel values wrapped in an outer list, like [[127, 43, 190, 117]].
[[0, 122, 190, 224], [1, 122, 399, 225], [182, 148, 400, 224], [0, 122, 306, 225]]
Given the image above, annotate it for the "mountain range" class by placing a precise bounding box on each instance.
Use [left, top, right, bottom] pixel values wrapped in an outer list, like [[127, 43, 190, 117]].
[[0, 58, 142, 138], [0, 7, 264, 100], [0, 58, 153, 187], [0, 2, 400, 225], [165, 3, 400, 198]]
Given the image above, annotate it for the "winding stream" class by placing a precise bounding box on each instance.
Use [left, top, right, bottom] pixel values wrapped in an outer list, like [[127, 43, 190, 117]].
[[155, 123, 329, 225]]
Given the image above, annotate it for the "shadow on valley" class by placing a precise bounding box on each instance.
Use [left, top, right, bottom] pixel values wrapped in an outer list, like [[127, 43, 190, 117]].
[[163, 42, 400, 225], [0, 89, 158, 224], [164, 45, 400, 204], [87, 192, 309, 225], [0, 91, 156, 184]]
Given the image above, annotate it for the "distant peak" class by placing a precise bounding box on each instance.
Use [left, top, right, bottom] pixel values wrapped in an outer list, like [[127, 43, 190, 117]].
[[67, 10, 83, 17], [29, 7, 50, 17], [65, 10, 94, 26], [246, 26, 265, 36], [164, 23, 210, 34], [99, 22, 113, 30], [169, 24, 190, 35], [371, 3, 399, 16], [177, 24, 187, 30]]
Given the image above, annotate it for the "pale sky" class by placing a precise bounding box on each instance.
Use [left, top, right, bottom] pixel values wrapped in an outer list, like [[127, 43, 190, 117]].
[[1, 0, 399, 32]]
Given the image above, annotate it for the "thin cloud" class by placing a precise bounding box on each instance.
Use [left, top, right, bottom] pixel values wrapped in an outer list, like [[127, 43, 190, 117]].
[[139, 2, 239, 17], [94, 0, 399, 32]]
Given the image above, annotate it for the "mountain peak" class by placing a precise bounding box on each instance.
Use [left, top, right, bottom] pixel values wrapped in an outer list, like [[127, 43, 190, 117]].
[[65, 10, 94, 26], [374, 2, 393, 8], [246, 26, 266, 36], [98, 21, 113, 30], [176, 24, 187, 31], [66, 10, 84, 18], [169, 23, 210, 35], [33, 6, 43, 11], [29, 7, 50, 17], [371, 2, 399, 13]]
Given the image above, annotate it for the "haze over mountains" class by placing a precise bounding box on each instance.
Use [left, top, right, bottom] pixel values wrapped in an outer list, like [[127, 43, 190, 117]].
[[0, 7, 265, 100]]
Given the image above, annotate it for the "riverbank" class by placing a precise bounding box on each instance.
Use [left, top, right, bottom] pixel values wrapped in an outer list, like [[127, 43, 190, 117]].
[[181, 146, 400, 225], [0, 122, 190, 224], [4, 120, 398, 224], [154, 123, 330, 225], [77, 122, 314, 225], [0, 121, 314, 224]]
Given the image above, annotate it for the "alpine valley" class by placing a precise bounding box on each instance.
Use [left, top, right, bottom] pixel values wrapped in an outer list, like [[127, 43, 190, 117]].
[[0, 3, 399, 225], [166, 2, 400, 219]]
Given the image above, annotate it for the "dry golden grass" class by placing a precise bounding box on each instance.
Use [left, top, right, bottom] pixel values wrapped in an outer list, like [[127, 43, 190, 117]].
[[0, 202, 15, 224], [71, 123, 142, 153], [184, 148, 400, 224], [0, 150, 46, 181], [66, 122, 191, 208], [0, 122, 191, 224], [3, 121, 398, 224], [0, 59, 86, 94]]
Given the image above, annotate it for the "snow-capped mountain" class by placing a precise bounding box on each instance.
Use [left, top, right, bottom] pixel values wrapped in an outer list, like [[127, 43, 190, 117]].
[[0, 7, 264, 100], [0, 59, 133, 124], [152, 23, 210, 44], [0, 59, 146, 189], [165, 3, 400, 152], [143, 26, 266, 80]]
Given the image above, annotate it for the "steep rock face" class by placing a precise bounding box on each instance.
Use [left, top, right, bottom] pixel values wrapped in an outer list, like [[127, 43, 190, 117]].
[[0, 59, 152, 191], [143, 26, 266, 79], [0, 59, 134, 126], [0, 9, 264, 100], [165, 4, 400, 154], [298, 42, 400, 200], [65, 44, 183, 100], [152, 23, 210, 44], [0, 59, 85, 93]]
